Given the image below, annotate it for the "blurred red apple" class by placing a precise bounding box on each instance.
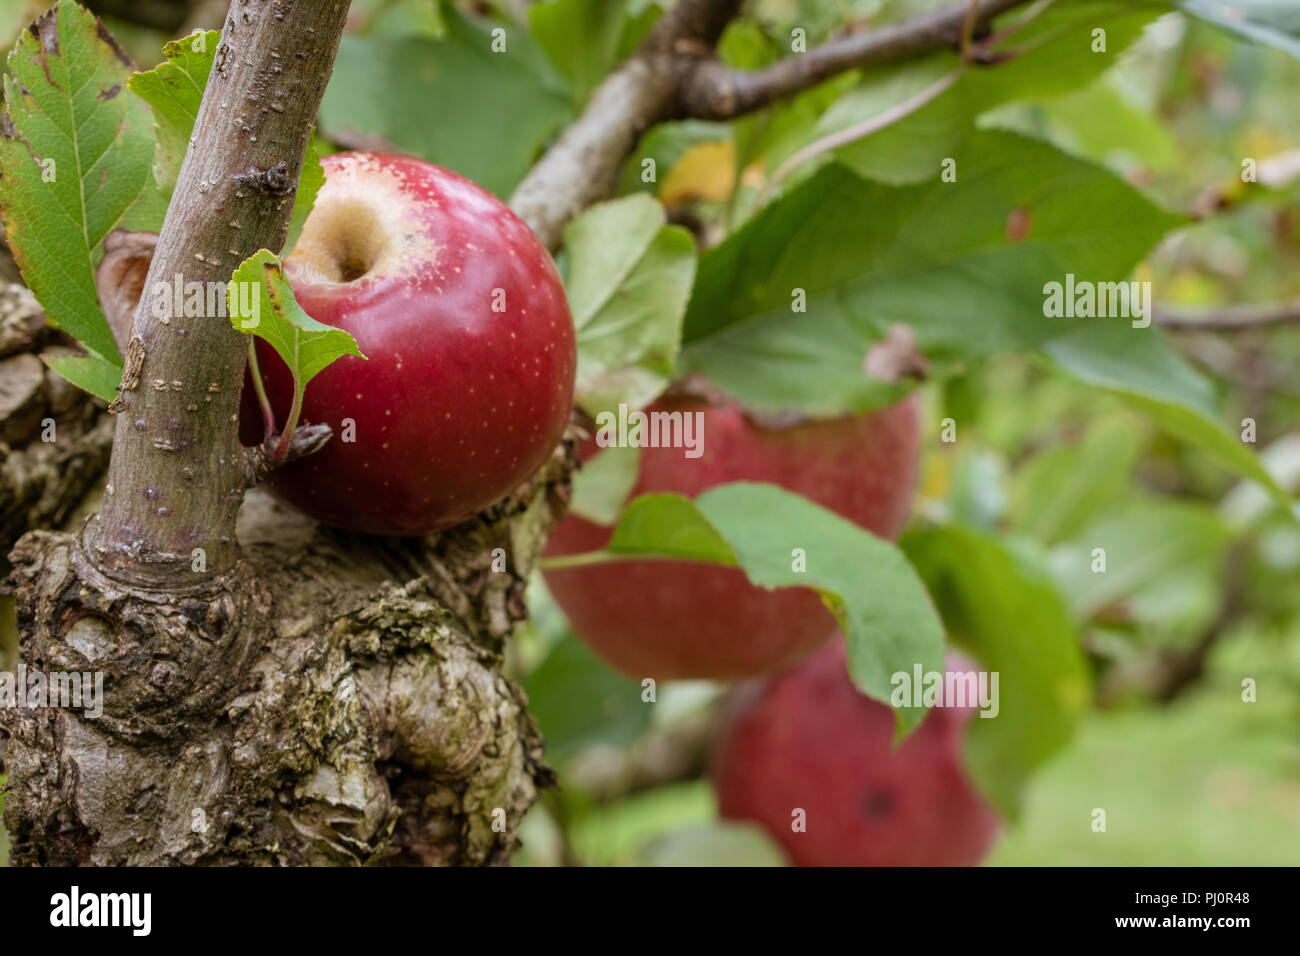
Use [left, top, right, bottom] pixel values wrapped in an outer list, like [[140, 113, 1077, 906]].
[[713, 640, 1000, 866], [541, 389, 919, 679]]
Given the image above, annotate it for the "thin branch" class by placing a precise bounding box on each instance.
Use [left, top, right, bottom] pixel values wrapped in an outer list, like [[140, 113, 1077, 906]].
[[1154, 301, 1300, 331], [509, 0, 742, 248], [677, 0, 1033, 121], [960, 0, 981, 62]]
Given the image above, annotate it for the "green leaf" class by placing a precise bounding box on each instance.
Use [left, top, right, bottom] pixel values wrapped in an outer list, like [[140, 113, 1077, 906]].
[[227, 248, 366, 387], [902, 525, 1091, 817], [319, 2, 570, 197], [1178, 0, 1300, 60], [1045, 321, 1291, 502], [680, 132, 1183, 416], [605, 492, 736, 564], [523, 633, 652, 765], [569, 444, 641, 525], [987, 79, 1181, 177], [529, 0, 658, 108], [823, 1, 1163, 186], [618, 119, 731, 196], [562, 194, 696, 416], [126, 29, 218, 194], [128, 28, 320, 253], [284, 141, 324, 255], [0, 3, 157, 363], [1009, 414, 1144, 544], [40, 347, 121, 403], [592, 483, 946, 733]]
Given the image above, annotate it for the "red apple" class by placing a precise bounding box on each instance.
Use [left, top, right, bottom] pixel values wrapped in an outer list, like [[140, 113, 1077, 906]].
[[541, 389, 919, 679], [713, 640, 1000, 866], [244, 152, 575, 535]]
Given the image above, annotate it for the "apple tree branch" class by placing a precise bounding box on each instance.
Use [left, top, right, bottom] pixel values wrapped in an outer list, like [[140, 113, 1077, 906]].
[[88, 0, 353, 588], [510, 0, 1035, 248]]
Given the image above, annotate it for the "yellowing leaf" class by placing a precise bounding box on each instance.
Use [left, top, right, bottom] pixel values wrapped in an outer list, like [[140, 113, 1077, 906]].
[[659, 140, 735, 206]]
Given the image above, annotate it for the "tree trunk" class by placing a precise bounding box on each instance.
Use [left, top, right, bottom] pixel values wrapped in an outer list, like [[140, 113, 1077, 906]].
[[2, 443, 573, 865]]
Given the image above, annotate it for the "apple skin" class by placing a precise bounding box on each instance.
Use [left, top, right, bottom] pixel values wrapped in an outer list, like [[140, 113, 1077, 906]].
[[244, 152, 575, 536], [712, 640, 1000, 866], [541, 391, 919, 680]]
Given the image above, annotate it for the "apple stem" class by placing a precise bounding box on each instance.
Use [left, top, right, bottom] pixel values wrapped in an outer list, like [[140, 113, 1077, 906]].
[[248, 339, 276, 442], [273, 385, 304, 464]]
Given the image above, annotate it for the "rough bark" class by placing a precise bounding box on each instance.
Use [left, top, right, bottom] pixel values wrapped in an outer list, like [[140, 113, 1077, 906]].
[[0, 283, 113, 563], [1, 432, 575, 866]]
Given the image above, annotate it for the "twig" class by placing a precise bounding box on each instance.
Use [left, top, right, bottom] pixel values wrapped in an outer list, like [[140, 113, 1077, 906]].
[[960, 0, 980, 62], [509, 0, 742, 248], [677, 0, 1032, 120], [1154, 301, 1300, 331]]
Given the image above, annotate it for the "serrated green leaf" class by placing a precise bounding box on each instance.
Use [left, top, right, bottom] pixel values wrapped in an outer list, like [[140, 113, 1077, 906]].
[[41, 347, 120, 402], [606, 492, 736, 564], [126, 29, 218, 193], [680, 132, 1184, 417], [0, 2, 157, 363], [128, 28, 319, 253], [591, 483, 945, 733], [902, 525, 1091, 818], [562, 193, 696, 416], [227, 248, 365, 389]]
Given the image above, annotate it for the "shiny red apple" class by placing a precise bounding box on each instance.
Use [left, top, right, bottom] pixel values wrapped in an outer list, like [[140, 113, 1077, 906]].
[[244, 152, 575, 535], [713, 639, 1000, 866], [541, 389, 919, 680]]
